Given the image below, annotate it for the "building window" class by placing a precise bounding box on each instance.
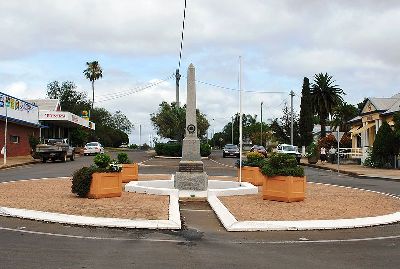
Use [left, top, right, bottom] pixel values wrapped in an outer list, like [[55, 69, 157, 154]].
[[10, 135, 20, 144]]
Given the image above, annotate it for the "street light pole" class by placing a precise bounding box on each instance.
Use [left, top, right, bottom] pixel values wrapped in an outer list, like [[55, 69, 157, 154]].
[[260, 101, 263, 147], [231, 116, 234, 144], [175, 69, 181, 107], [290, 90, 294, 145]]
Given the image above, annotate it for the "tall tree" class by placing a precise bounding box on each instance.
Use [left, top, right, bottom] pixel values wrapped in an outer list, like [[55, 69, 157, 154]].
[[83, 61, 103, 109], [298, 77, 314, 146], [270, 103, 300, 145], [330, 102, 358, 132], [150, 102, 210, 141], [46, 81, 91, 115], [310, 73, 345, 137]]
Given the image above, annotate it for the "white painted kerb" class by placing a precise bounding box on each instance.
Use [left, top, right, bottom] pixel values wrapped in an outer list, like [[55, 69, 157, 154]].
[[208, 184, 400, 231], [0, 178, 181, 229]]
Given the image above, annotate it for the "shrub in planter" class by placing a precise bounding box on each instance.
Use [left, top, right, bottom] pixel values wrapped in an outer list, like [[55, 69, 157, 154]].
[[243, 152, 265, 167], [94, 153, 111, 168], [305, 142, 319, 164], [200, 143, 211, 157], [239, 152, 266, 186], [261, 153, 305, 202], [261, 153, 304, 177], [72, 153, 122, 198], [71, 166, 103, 197], [117, 152, 131, 164]]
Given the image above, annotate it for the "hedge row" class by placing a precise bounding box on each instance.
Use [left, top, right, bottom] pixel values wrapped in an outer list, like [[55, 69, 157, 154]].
[[155, 143, 211, 157]]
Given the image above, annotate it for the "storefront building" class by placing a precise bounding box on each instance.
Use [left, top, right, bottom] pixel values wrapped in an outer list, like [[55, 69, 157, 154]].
[[349, 93, 400, 149], [28, 99, 95, 141], [0, 92, 41, 158]]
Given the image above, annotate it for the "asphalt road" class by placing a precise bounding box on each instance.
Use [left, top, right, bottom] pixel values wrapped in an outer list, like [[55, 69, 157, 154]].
[[0, 150, 399, 268]]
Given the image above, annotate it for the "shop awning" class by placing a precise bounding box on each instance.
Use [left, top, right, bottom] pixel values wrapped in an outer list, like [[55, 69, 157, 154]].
[[352, 122, 376, 135]]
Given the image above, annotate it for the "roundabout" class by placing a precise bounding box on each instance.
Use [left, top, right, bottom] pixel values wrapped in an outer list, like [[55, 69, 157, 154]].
[[0, 150, 399, 268]]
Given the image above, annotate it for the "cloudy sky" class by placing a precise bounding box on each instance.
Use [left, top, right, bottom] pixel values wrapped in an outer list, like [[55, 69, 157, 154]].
[[1, 0, 399, 144]]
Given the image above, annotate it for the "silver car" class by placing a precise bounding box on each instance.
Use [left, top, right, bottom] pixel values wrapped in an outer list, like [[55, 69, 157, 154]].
[[84, 142, 104, 156]]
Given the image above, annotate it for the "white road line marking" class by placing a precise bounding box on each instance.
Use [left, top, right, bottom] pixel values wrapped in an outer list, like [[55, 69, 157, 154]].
[[0, 226, 399, 244]]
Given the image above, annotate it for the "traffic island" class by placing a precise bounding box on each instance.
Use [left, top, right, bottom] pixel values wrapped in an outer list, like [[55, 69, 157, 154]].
[[209, 182, 400, 231], [0, 178, 180, 229]]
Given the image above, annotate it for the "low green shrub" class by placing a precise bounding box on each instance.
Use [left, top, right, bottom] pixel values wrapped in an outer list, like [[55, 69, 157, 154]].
[[117, 152, 131, 164], [200, 143, 211, 157], [243, 152, 265, 167], [94, 153, 111, 168], [155, 142, 211, 157], [261, 152, 304, 177], [155, 143, 182, 157], [129, 144, 138, 149], [71, 166, 96, 197]]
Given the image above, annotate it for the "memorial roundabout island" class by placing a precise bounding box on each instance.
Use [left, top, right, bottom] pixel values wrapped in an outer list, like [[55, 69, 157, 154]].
[[1, 65, 399, 233]]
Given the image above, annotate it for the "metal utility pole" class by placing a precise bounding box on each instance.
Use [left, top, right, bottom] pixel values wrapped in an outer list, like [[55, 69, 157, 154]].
[[290, 90, 294, 145], [139, 124, 142, 147], [231, 116, 234, 144], [260, 101, 263, 147], [175, 69, 181, 106]]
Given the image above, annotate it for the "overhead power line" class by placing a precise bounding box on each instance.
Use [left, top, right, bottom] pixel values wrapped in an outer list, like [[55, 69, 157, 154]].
[[181, 74, 287, 94], [95, 74, 175, 103]]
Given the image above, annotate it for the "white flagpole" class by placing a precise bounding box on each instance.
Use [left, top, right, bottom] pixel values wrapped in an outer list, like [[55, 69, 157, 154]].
[[239, 56, 243, 185], [4, 104, 7, 165]]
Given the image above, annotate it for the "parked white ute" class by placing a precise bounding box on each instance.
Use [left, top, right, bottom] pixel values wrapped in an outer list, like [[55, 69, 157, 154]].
[[275, 144, 302, 164], [84, 142, 105, 156]]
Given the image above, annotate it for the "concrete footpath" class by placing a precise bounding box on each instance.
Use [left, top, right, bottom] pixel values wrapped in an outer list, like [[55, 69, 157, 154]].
[[0, 156, 40, 170], [301, 158, 400, 181]]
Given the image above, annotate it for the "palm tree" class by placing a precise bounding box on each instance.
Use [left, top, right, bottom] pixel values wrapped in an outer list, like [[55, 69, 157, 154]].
[[330, 102, 358, 132], [83, 61, 103, 109], [310, 73, 344, 137]]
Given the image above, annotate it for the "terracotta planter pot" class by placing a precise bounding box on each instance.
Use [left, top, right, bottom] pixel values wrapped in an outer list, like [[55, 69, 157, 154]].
[[263, 175, 306, 202], [88, 172, 122, 199], [120, 163, 139, 183], [240, 166, 265, 186]]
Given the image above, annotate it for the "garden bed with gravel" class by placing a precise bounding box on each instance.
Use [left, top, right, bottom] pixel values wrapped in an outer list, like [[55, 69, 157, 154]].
[[0, 178, 169, 220], [219, 183, 400, 221]]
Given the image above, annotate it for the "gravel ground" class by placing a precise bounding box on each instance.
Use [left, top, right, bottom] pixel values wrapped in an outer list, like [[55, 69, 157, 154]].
[[220, 183, 400, 221], [0, 179, 169, 220]]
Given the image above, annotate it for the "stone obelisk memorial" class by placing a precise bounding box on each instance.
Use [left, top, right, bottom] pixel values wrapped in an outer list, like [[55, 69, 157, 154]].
[[175, 64, 208, 191]]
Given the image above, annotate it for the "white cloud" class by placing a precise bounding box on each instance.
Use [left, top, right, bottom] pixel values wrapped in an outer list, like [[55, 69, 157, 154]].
[[1, 0, 400, 144]]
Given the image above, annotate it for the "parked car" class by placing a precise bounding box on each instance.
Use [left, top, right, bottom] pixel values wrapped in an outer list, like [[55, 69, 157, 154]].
[[84, 142, 104, 156], [36, 138, 75, 163], [222, 144, 240, 158], [250, 145, 268, 157], [275, 144, 302, 164]]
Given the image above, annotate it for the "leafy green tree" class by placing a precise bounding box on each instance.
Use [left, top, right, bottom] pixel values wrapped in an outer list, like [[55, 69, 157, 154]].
[[111, 111, 134, 135], [83, 61, 103, 109], [70, 127, 89, 147], [330, 102, 358, 132], [150, 101, 210, 141], [370, 121, 397, 167], [298, 77, 314, 147], [310, 73, 345, 137], [88, 107, 131, 147], [46, 81, 91, 115], [270, 104, 300, 146]]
